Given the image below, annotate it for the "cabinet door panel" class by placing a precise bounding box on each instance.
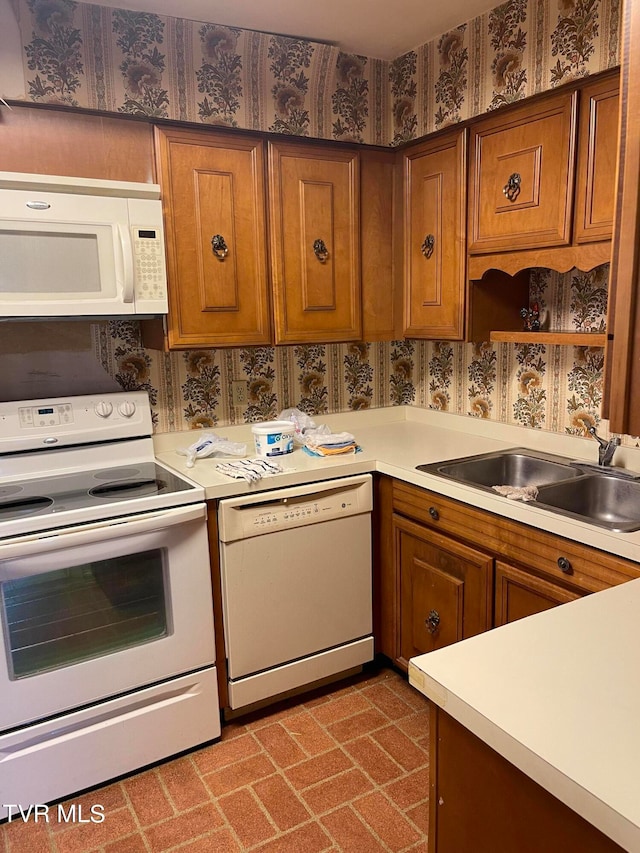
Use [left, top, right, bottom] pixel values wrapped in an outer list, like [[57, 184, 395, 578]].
[[495, 561, 582, 627], [469, 91, 577, 253], [574, 73, 619, 243], [299, 179, 337, 311], [154, 127, 271, 349], [404, 130, 467, 339], [269, 141, 360, 344], [407, 559, 464, 654], [394, 515, 492, 669], [196, 170, 239, 310]]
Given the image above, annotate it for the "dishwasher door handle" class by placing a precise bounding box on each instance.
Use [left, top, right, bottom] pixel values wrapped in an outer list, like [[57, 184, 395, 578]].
[[232, 481, 361, 510]]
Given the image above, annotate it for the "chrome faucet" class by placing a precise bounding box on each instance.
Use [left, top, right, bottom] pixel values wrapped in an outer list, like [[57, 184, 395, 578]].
[[588, 426, 621, 466]]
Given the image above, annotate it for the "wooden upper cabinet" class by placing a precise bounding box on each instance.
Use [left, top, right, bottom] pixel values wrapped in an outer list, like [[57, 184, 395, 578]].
[[403, 129, 467, 340], [154, 126, 271, 349], [360, 149, 403, 342], [469, 91, 578, 253], [574, 73, 620, 244], [268, 141, 361, 344]]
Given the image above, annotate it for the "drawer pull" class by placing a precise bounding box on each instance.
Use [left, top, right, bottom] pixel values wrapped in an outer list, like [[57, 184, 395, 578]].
[[313, 238, 329, 262], [421, 234, 435, 259], [503, 172, 521, 202], [557, 556, 573, 574], [211, 234, 228, 260], [428, 506, 440, 521], [425, 609, 440, 634]]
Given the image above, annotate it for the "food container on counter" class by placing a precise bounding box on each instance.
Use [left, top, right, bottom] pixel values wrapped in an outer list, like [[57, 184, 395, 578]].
[[251, 421, 295, 457]]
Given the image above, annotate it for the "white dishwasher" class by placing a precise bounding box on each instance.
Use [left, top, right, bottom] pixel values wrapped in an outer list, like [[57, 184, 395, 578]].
[[218, 474, 373, 710]]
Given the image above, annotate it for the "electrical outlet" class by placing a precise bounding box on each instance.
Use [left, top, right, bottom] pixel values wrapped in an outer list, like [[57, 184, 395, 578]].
[[231, 380, 248, 407]]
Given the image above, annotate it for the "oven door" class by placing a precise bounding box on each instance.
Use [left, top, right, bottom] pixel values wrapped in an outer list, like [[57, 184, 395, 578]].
[[0, 503, 215, 730]]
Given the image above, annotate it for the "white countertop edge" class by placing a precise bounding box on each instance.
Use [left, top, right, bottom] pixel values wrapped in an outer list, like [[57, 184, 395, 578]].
[[154, 405, 640, 564], [408, 661, 637, 852], [376, 459, 640, 564]]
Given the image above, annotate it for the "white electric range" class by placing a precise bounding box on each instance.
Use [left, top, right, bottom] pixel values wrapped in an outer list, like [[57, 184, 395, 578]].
[[0, 392, 220, 820]]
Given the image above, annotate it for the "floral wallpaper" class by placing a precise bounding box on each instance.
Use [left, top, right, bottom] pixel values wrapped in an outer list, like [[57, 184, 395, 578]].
[[8, 0, 626, 442], [390, 0, 619, 142], [12, 0, 388, 144], [12, 0, 619, 146], [88, 263, 619, 443]]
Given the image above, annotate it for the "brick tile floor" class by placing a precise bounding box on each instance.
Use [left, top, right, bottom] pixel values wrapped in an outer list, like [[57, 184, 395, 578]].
[[0, 666, 430, 852]]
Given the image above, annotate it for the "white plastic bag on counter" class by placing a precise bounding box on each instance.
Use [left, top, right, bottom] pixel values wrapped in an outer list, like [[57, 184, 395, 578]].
[[176, 433, 247, 468], [278, 408, 331, 445]]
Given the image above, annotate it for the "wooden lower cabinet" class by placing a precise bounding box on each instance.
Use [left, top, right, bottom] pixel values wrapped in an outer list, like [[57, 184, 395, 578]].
[[494, 560, 582, 626], [372, 477, 640, 665], [393, 514, 492, 669], [429, 706, 626, 853]]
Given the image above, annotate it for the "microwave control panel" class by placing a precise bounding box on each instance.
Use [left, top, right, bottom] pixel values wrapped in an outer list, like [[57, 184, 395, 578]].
[[129, 195, 168, 313], [132, 226, 167, 305]]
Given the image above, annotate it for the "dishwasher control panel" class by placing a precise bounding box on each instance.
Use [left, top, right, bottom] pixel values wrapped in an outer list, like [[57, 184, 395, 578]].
[[217, 474, 373, 541]]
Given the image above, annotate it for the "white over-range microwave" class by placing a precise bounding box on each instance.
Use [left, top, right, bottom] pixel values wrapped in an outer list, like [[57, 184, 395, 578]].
[[0, 171, 168, 317]]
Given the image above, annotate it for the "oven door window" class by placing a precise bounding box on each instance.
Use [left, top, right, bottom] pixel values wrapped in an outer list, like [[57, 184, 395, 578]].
[[1, 549, 168, 679]]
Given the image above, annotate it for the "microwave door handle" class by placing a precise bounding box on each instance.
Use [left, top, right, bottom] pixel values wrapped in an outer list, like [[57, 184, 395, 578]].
[[116, 222, 135, 303], [0, 504, 205, 570]]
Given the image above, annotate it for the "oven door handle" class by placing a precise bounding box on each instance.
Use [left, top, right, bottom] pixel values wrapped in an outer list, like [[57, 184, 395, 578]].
[[0, 504, 206, 562]]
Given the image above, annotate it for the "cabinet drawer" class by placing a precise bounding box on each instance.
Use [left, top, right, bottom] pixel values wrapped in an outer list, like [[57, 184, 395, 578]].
[[494, 561, 583, 627], [469, 91, 577, 253], [392, 480, 640, 594]]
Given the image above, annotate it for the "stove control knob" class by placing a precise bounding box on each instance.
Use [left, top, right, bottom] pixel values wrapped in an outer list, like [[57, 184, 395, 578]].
[[94, 401, 113, 418], [118, 400, 137, 418]]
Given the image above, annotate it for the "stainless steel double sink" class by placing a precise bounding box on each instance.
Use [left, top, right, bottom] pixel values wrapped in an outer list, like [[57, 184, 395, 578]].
[[417, 448, 640, 533]]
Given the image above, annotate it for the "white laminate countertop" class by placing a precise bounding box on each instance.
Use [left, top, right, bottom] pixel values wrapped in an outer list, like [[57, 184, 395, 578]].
[[154, 405, 640, 563], [155, 405, 640, 848], [408, 579, 640, 852]]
